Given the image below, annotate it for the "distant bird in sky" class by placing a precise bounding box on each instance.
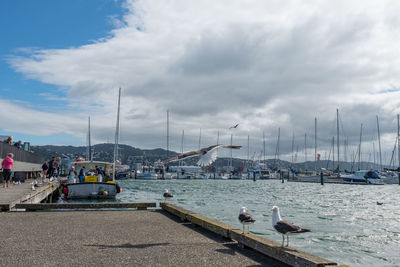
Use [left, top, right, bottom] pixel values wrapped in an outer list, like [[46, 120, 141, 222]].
[[162, 144, 242, 166], [271, 206, 310, 247], [238, 207, 256, 234], [229, 123, 239, 129], [163, 189, 173, 200]]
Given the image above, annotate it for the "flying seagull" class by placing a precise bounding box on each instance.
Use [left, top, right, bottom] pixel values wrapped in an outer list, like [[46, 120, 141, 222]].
[[229, 124, 239, 129], [162, 144, 242, 166], [163, 189, 173, 200], [238, 207, 256, 234], [271, 206, 310, 247]]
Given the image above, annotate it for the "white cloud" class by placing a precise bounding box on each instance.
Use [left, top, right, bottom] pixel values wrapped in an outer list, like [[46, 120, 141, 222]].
[[4, 0, 400, 161]]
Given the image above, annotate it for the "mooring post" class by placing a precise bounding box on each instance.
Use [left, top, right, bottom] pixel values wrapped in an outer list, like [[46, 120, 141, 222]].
[[281, 172, 284, 183], [398, 172, 400, 185], [253, 172, 256, 181], [320, 172, 324, 185]]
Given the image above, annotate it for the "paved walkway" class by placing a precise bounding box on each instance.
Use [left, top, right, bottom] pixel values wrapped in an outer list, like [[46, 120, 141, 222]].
[[0, 210, 288, 267]]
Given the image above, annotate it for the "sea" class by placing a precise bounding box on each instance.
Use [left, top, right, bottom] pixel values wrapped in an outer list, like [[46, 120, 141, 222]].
[[115, 179, 399, 266]]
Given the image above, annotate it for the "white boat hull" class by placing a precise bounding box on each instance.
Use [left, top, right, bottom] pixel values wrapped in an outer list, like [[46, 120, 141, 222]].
[[65, 182, 119, 199]]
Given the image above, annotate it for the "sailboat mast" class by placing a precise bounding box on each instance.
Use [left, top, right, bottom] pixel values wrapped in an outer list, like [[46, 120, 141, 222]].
[[247, 135, 250, 167], [167, 110, 169, 159], [304, 133, 307, 170], [263, 131, 266, 163], [291, 132, 295, 164], [230, 134, 233, 169], [358, 123, 363, 170], [113, 87, 121, 181], [198, 128, 202, 150], [398, 114, 400, 170], [315, 117, 317, 172], [276, 128, 280, 165], [337, 109, 340, 171], [88, 116, 92, 161], [377, 115, 382, 171], [373, 142, 376, 169]]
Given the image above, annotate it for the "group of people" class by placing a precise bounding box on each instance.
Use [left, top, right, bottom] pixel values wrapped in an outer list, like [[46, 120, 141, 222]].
[[67, 165, 105, 183], [41, 157, 61, 182], [3, 136, 23, 149]]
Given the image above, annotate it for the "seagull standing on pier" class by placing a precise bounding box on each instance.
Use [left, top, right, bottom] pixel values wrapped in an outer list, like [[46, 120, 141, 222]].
[[271, 206, 310, 247], [163, 189, 173, 200], [238, 207, 256, 234]]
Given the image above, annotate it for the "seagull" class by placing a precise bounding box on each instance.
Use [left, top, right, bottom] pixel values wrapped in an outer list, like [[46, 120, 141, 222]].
[[162, 144, 242, 167], [271, 206, 310, 247], [376, 201, 383, 205], [163, 189, 173, 200], [229, 124, 239, 129], [238, 207, 256, 234]]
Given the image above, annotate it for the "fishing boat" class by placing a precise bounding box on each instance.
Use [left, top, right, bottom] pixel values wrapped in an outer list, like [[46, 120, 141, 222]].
[[136, 166, 158, 180], [62, 88, 123, 199], [63, 161, 121, 199]]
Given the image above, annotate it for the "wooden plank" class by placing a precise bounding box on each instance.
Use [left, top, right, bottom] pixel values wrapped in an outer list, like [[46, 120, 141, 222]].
[[15, 202, 156, 211]]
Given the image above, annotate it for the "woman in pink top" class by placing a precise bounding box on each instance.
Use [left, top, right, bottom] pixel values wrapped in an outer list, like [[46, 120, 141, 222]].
[[2, 153, 14, 188]]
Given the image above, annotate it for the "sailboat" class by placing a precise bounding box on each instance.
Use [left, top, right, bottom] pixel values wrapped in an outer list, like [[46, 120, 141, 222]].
[[62, 89, 123, 199]]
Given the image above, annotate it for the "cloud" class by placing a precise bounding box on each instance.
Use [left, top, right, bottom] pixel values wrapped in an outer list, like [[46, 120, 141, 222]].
[[4, 0, 400, 162]]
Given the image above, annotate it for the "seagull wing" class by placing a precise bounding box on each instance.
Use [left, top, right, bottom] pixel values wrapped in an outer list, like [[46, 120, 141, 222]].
[[238, 212, 256, 223], [274, 220, 310, 234], [197, 148, 218, 166], [162, 145, 242, 165]]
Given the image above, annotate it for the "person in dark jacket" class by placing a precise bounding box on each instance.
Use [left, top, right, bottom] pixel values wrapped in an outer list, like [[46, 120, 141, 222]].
[[79, 166, 86, 183]]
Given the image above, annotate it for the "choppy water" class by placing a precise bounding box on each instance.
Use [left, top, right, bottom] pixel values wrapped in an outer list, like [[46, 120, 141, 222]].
[[116, 179, 400, 266]]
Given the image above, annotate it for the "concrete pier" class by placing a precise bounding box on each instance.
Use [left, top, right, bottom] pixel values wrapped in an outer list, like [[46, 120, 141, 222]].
[[0, 210, 287, 267]]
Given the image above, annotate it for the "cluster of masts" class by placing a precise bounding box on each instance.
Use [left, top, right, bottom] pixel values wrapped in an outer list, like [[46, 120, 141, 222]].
[[165, 109, 400, 172]]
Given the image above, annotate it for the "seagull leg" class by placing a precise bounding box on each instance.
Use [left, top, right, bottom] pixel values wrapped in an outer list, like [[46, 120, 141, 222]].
[[282, 235, 284, 247], [286, 235, 289, 247], [242, 224, 245, 234]]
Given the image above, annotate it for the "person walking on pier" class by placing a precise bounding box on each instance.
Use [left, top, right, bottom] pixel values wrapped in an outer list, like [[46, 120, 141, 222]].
[[48, 157, 56, 178], [41, 161, 49, 184], [1, 153, 14, 188]]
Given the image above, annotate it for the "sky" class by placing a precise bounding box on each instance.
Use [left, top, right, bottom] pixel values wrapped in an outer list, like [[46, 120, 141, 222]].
[[1, 0, 400, 164]]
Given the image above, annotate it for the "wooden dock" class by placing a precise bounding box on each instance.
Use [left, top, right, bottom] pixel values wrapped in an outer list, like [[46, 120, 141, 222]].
[[0, 179, 58, 211]]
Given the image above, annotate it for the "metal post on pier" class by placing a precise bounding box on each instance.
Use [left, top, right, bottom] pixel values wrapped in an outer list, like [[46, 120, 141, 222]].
[[281, 172, 284, 183], [320, 172, 324, 185]]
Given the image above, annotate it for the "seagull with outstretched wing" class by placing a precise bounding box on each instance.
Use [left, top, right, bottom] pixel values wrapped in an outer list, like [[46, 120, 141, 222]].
[[229, 124, 239, 129], [162, 144, 241, 166]]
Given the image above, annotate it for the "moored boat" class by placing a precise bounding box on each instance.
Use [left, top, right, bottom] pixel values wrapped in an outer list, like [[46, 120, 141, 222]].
[[63, 161, 121, 199]]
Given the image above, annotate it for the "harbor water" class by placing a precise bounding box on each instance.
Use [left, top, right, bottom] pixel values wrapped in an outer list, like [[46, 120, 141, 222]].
[[117, 179, 399, 266]]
